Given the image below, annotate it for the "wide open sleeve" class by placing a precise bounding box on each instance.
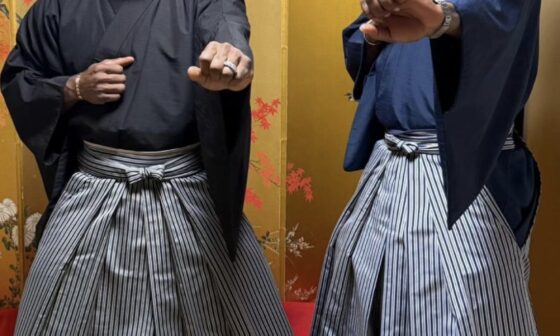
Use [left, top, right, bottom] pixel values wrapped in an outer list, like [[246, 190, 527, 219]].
[[1, 0, 69, 166], [431, 0, 541, 225], [194, 0, 253, 258]]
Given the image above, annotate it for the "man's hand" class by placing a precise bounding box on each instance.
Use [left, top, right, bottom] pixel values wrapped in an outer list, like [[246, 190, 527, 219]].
[[77, 56, 134, 104], [188, 41, 253, 92], [362, 0, 406, 19], [360, 0, 446, 43]]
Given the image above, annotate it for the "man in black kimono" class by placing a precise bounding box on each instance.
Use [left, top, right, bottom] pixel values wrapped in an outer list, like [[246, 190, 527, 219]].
[[1, 0, 292, 335]]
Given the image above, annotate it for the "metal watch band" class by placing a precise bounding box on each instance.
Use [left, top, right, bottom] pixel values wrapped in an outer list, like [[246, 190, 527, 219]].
[[429, 0, 454, 39]]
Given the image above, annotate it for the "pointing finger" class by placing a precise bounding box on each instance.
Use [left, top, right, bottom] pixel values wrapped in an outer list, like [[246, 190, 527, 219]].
[[104, 56, 135, 67]]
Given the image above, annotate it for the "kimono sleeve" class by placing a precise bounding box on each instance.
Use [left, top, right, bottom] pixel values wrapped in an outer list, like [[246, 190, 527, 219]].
[[196, 0, 252, 60], [431, 0, 541, 225], [342, 14, 371, 100], [1, 0, 69, 166], [193, 0, 253, 257]]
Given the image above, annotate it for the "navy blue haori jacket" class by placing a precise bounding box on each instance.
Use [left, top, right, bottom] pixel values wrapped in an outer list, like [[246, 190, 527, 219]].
[[342, 0, 541, 245]]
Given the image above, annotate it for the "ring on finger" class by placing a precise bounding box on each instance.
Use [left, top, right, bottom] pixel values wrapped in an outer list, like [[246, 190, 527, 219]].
[[363, 33, 380, 46], [223, 60, 238, 76]]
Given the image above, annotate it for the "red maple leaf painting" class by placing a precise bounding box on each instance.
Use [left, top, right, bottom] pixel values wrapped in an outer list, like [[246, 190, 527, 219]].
[[252, 97, 280, 131], [0, 17, 10, 59], [287, 163, 314, 202], [245, 188, 263, 209], [250, 130, 258, 144], [246, 98, 281, 210], [255, 152, 280, 187]]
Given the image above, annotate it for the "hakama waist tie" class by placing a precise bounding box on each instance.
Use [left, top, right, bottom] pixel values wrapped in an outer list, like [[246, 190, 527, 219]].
[[384, 131, 515, 159]]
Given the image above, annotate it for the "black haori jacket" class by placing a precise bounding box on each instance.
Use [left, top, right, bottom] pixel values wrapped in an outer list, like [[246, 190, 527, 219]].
[[1, 0, 252, 259]]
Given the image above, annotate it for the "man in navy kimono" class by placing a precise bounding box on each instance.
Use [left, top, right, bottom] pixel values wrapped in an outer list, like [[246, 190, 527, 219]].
[[313, 0, 541, 334], [1, 0, 292, 334]]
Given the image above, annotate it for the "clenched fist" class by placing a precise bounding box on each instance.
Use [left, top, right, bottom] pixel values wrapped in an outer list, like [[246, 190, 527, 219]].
[[360, 0, 452, 43], [188, 41, 253, 92]]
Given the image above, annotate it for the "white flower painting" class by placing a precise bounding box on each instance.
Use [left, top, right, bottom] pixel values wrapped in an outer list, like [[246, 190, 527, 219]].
[[286, 275, 317, 301], [11, 212, 40, 248], [0, 198, 17, 224], [286, 223, 313, 258], [0, 197, 41, 249]]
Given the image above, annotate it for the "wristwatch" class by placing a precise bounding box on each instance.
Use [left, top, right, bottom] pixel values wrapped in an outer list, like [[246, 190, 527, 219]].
[[429, 0, 455, 39]]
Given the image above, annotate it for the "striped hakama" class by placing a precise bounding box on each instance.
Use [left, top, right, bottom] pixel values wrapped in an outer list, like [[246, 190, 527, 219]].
[[312, 132, 537, 336], [15, 142, 292, 336]]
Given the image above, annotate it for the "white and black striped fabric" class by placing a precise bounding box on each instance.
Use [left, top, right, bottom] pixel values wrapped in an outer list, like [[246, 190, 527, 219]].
[[312, 131, 537, 335], [15, 142, 292, 336]]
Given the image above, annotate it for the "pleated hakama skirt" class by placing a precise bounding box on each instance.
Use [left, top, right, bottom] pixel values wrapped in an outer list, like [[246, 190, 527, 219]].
[[15, 142, 292, 336], [312, 133, 537, 336]]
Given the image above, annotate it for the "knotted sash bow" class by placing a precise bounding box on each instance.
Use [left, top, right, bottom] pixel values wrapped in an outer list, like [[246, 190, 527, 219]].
[[384, 131, 515, 160], [385, 133, 421, 159], [123, 164, 166, 184]]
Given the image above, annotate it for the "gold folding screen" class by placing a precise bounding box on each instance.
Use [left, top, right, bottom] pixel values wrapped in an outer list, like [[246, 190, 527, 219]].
[[0, 0, 41, 309], [283, 1, 362, 301], [246, 0, 365, 301], [243, 0, 287, 294], [525, 0, 560, 332]]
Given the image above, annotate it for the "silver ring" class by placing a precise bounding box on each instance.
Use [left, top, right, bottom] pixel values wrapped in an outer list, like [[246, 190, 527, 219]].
[[223, 60, 238, 75], [363, 33, 380, 46]]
